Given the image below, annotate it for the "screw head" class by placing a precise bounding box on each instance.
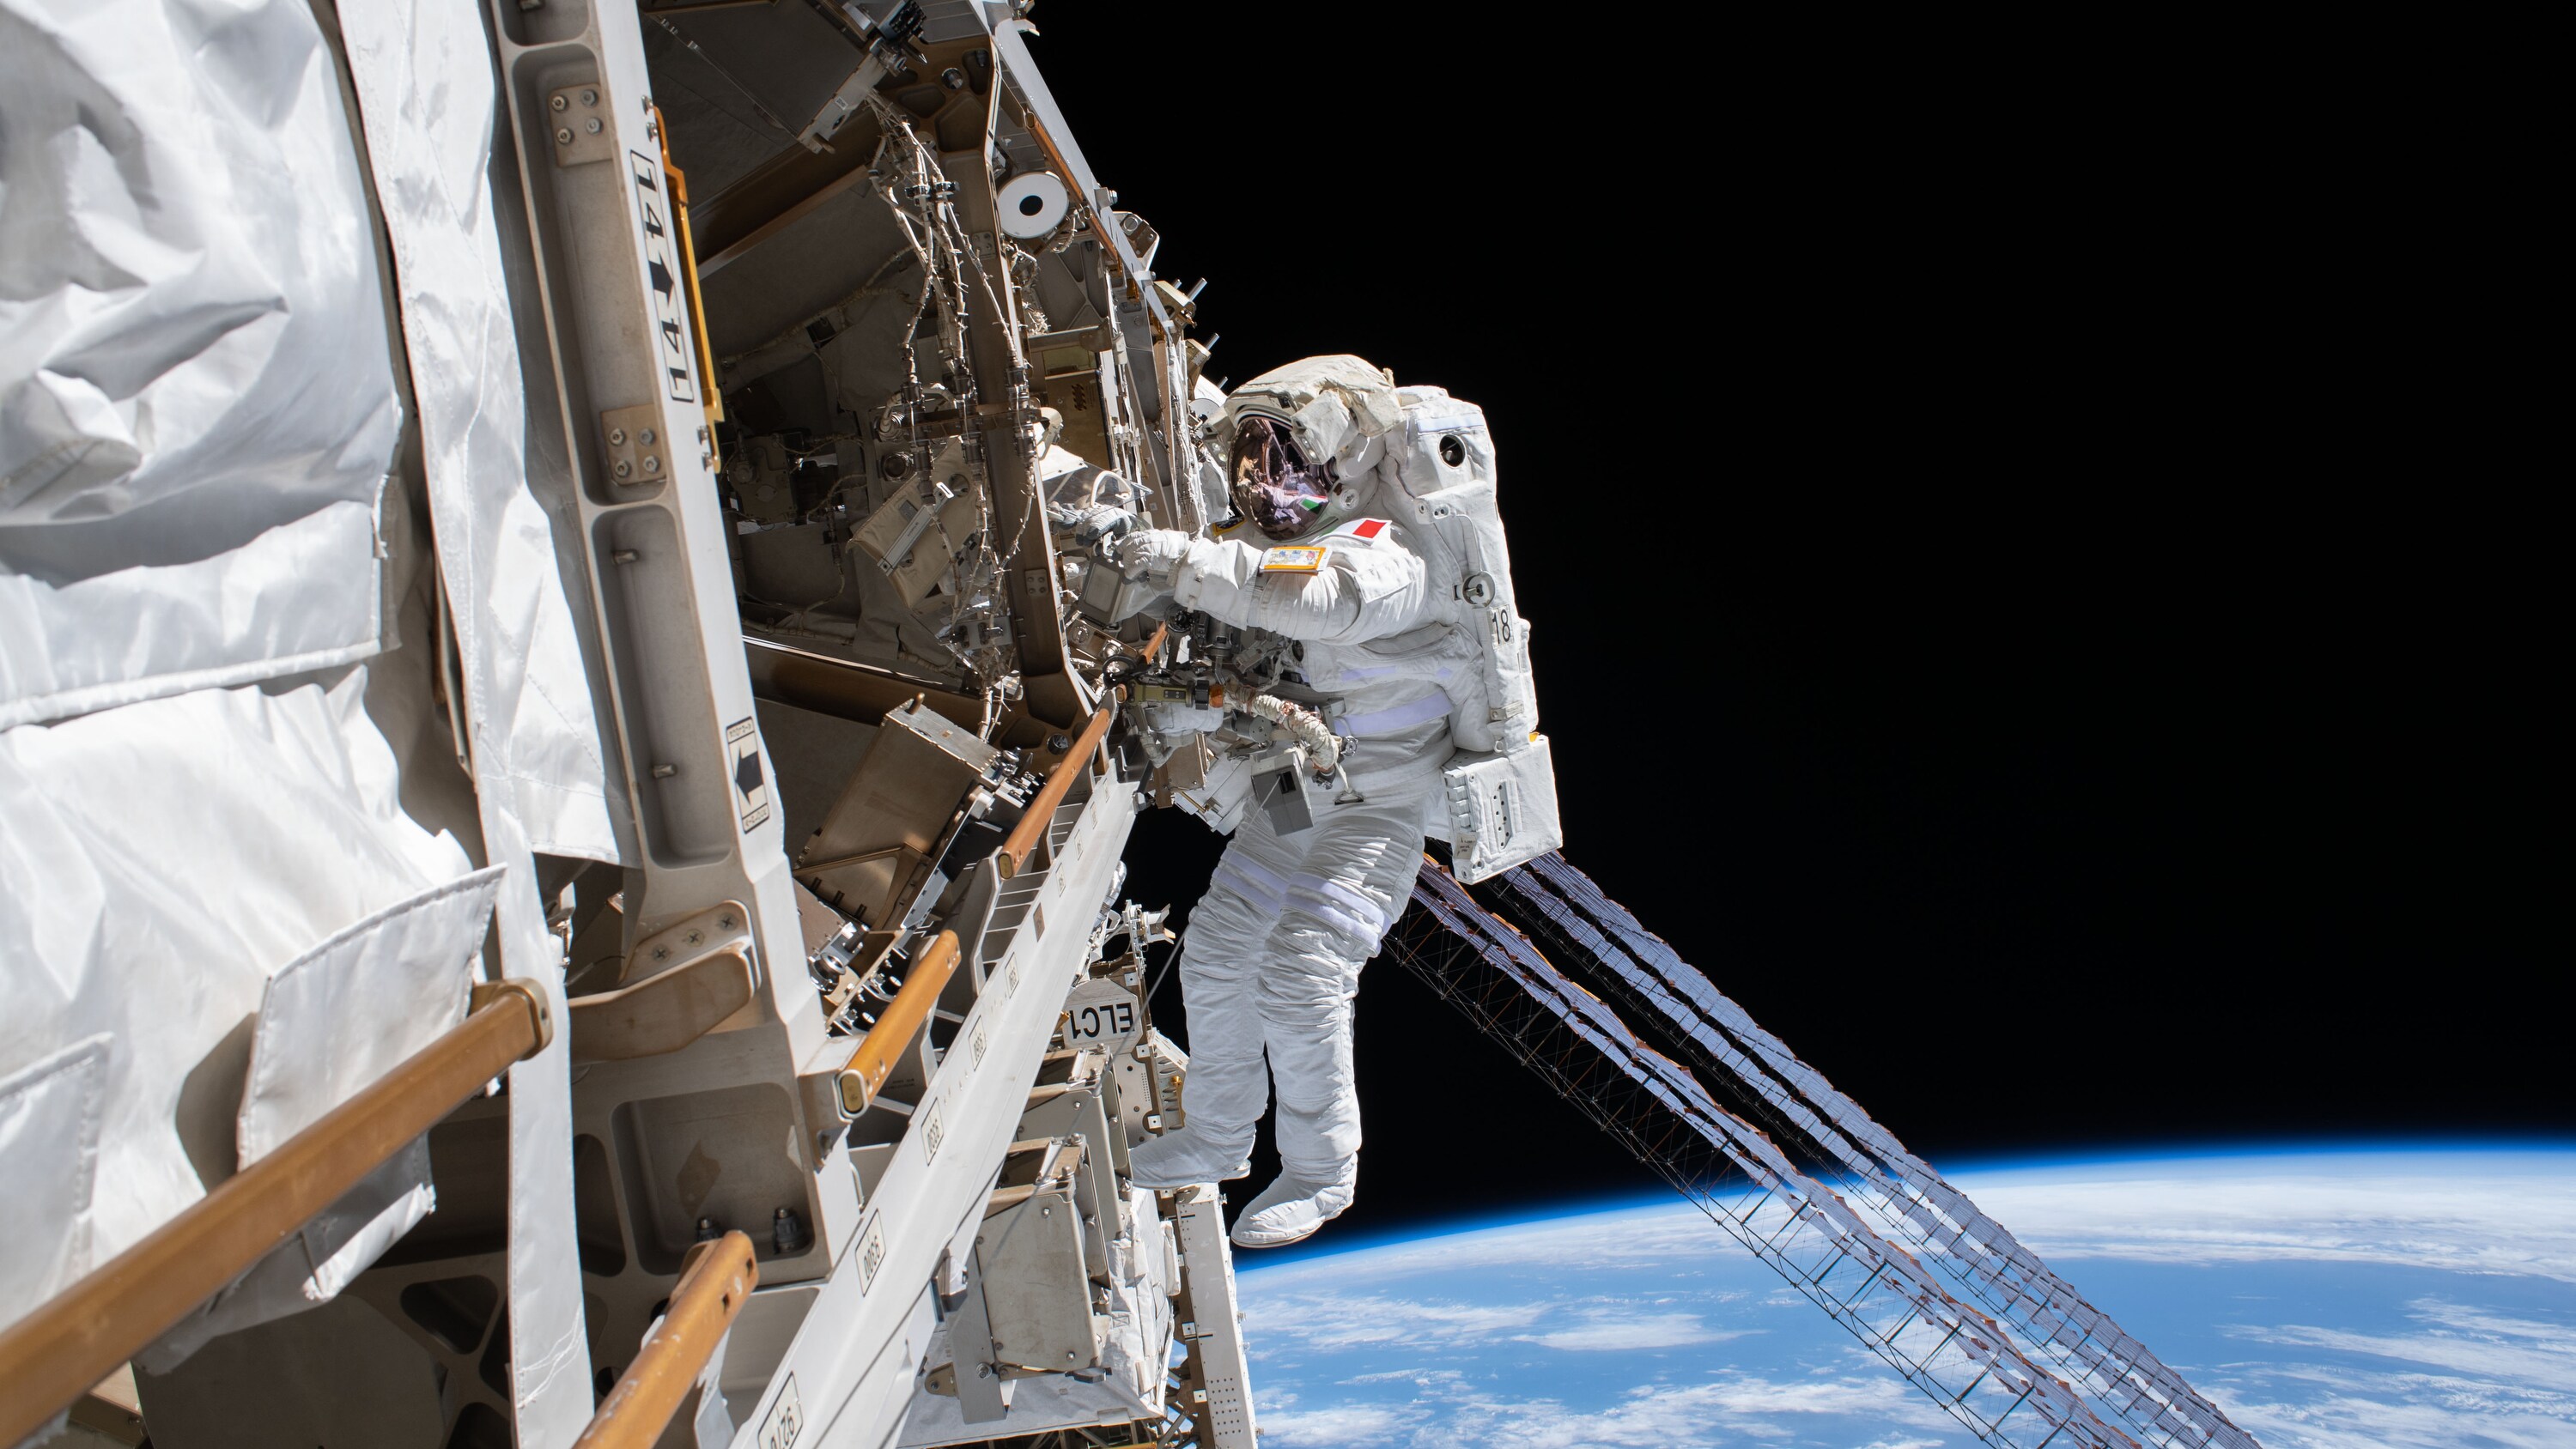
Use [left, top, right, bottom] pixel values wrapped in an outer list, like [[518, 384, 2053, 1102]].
[[555, 127, 574, 145], [585, 118, 602, 135], [550, 94, 568, 112], [641, 455, 661, 474], [580, 88, 598, 106], [639, 428, 657, 446], [613, 460, 632, 478]]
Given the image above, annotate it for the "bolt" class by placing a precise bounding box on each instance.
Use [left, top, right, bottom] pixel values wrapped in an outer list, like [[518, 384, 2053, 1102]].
[[585, 118, 603, 135], [639, 427, 657, 446], [609, 427, 627, 446], [641, 455, 661, 474], [555, 127, 574, 146], [613, 460, 632, 479], [580, 88, 598, 106], [550, 94, 568, 112]]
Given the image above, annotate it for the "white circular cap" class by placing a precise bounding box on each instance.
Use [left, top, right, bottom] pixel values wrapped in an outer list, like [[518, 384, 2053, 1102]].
[[997, 172, 1070, 239]]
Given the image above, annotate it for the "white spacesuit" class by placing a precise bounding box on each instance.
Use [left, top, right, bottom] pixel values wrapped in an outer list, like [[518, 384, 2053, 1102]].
[[1112, 356, 1491, 1248]]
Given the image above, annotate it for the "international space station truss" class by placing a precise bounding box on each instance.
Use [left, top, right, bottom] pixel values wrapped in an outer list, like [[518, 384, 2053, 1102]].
[[1387, 855, 2260, 1449]]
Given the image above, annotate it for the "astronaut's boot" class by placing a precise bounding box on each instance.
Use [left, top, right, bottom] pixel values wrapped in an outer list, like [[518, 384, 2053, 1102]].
[[1125, 1128, 1251, 1189], [1228, 1170, 1356, 1249]]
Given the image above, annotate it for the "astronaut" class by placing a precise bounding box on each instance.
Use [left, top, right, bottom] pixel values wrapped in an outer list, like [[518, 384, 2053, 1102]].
[[1098, 356, 1481, 1248]]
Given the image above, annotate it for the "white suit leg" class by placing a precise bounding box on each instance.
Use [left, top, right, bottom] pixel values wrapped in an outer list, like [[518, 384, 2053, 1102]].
[[1253, 784, 1430, 1181], [1151, 820, 1293, 1172]]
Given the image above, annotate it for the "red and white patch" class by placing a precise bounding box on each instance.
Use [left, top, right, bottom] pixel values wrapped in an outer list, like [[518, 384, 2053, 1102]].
[[1332, 518, 1390, 541]]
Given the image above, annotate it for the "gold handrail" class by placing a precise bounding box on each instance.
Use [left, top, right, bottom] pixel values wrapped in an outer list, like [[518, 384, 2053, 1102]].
[[837, 931, 963, 1115], [0, 980, 553, 1445], [574, 1229, 758, 1449], [994, 706, 1111, 879]]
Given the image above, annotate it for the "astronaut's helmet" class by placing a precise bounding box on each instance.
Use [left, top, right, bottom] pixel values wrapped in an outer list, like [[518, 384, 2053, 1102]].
[[1219, 355, 1400, 540], [1227, 411, 1343, 540]]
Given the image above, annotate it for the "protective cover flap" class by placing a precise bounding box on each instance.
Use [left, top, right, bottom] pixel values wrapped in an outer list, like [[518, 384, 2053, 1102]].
[[0, 1035, 107, 1328], [0, 0, 400, 729], [138, 865, 506, 1369], [0, 674, 477, 1319]]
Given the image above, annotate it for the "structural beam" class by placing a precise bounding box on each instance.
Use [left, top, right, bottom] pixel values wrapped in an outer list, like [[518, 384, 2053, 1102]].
[[837, 930, 963, 1114], [995, 707, 1110, 879], [574, 1230, 760, 1449], [0, 981, 553, 1445]]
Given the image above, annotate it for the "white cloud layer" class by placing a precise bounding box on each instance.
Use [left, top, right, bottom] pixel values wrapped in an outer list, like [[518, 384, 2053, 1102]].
[[1955, 1155, 2576, 1283], [1238, 1149, 2576, 1449], [1257, 1366, 1964, 1449]]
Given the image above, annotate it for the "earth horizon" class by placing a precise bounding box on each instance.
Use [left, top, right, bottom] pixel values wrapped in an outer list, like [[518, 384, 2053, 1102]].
[[1233, 1143, 2576, 1448]]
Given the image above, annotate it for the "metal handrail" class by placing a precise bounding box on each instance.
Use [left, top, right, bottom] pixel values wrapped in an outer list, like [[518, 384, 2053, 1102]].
[[994, 706, 1110, 879], [573, 1229, 758, 1449], [0, 979, 554, 1445], [836, 930, 963, 1115]]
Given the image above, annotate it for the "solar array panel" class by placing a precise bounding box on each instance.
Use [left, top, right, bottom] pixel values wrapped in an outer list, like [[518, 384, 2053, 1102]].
[[1485, 856, 2256, 1449], [1393, 864, 2142, 1449]]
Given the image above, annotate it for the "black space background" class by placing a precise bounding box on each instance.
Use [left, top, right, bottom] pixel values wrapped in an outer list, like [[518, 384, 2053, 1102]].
[[1019, 9, 2560, 1238]]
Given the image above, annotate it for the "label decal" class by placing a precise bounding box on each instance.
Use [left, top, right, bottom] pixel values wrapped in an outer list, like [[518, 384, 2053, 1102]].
[[760, 1375, 804, 1449], [726, 715, 771, 830], [857, 1216, 885, 1293], [629, 149, 698, 404]]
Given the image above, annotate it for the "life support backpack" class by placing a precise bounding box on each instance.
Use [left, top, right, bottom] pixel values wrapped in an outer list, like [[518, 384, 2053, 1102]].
[[1382, 385, 1562, 882]]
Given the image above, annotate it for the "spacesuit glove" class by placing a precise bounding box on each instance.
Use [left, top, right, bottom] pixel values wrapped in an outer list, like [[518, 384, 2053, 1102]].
[[1112, 527, 1194, 587]]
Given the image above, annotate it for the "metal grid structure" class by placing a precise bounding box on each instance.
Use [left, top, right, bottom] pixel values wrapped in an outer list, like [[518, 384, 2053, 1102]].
[[1390, 864, 2146, 1449], [1485, 855, 2258, 1449]]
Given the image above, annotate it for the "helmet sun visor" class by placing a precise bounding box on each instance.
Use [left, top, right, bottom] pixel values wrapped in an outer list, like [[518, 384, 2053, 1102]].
[[1228, 414, 1333, 541]]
